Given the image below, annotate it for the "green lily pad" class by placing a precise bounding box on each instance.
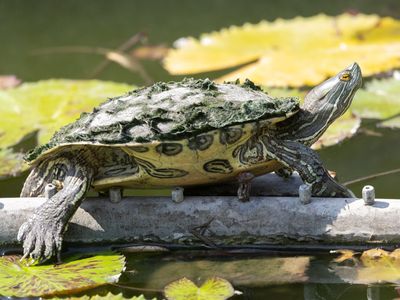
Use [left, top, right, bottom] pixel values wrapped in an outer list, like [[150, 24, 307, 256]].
[[53, 293, 148, 299], [351, 77, 400, 127], [312, 111, 361, 150], [0, 80, 134, 179], [164, 277, 235, 300], [0, 253, 125, 298], [378, 115, 400, 128], [0, 79, 134, 148]]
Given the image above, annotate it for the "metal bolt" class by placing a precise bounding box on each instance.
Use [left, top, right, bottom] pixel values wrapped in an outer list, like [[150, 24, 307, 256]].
[[299, 184, 312, 205], [172, 187, 184, 203], [44, 183, 57, 199], [362, 185, 375, 205], [109, 188, 122, 203]]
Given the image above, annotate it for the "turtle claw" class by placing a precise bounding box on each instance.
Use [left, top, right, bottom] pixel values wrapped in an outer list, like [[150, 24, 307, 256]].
[[18, 218, 63, 264], [311, 174, 355, 198]]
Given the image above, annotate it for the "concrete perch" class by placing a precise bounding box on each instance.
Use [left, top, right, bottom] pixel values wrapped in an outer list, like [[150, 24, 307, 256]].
[[1, 173, 398, 247]]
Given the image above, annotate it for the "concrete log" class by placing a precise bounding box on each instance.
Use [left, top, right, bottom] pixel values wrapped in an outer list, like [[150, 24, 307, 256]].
[[1, 194, 400, 246]]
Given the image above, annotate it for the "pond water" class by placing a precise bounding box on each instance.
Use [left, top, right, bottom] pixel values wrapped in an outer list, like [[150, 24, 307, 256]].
[[65, 248, 400, 299], [1, 0, 400, 299]]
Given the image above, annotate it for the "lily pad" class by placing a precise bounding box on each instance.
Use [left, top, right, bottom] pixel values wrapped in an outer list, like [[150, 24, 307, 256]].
[[54, 293, 148, 300], [0, 80, 134, 179], [351, 77, 400, 128], [0, 79, 134, 148], [312, 111, 361, 150], [164, 14, 400, 87], [331, 248, 400, 284], [164, 277, 235, 300], [0, 253, 125, 298], [378, 116, 400, 128], [0, 148, 28, 179]]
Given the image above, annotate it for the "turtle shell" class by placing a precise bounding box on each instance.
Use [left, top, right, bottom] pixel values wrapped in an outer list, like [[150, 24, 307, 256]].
[[26, 79, 300, 189], [26, 78, 299, 163]]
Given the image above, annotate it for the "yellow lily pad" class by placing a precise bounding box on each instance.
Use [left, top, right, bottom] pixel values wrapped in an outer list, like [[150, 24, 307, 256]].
[[164, 14, 400, 87], [164, 277, 235, 300], [332, 248, 400, 284], [330, 249, 358, 263]]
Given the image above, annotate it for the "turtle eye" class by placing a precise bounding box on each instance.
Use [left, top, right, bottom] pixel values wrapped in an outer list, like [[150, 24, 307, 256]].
[[340, 72, 351, 81]]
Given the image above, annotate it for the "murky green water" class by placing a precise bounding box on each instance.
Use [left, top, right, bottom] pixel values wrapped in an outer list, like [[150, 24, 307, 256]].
[[1, 0, 400, 298], [66, 249, 400, 299]]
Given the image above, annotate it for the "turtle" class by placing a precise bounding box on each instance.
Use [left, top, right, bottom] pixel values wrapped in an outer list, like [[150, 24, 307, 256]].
[[19, 63, 362, 262]]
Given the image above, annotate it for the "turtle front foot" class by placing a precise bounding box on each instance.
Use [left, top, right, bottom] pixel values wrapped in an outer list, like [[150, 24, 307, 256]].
[[237, 172, 255, 202], [18, 213, 63, 263], [313, 174, 355, 198]]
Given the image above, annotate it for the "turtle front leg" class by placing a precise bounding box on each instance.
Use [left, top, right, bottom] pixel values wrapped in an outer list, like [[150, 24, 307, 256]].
[[18, 154, 93, 263], [263, 137, 354, 198], [237, 172, 255, 202]]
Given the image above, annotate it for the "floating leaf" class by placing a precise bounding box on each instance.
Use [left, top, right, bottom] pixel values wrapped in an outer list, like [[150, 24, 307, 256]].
[[360, 248, 390, 264], [331, 248, 400, 284], [330, 249, 358, 263], [164, 277, 235, 300], [312, 111, 361, 149], [54, 292, 148, 300], [165, 14, 400, 87], [378, 116, 400, 129], [0, 80, 133, 179], [0, 148, 28, 179], [0, 79, 134, 149], [0, 253, 125, 297], [352, 77, 400, 128]]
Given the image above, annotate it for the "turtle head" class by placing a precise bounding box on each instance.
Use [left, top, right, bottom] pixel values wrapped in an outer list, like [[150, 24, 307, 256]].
[[297, 63, 362, 144], [304, 62, 362, 119]]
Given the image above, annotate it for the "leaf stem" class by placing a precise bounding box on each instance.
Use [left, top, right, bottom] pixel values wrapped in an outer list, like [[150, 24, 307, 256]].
[[344, 168, 400, 186]]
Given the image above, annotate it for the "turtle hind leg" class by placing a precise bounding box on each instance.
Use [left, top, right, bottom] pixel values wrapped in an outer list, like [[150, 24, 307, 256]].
[[263, 136, 354, 198], [18, 152, 94, 263]]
